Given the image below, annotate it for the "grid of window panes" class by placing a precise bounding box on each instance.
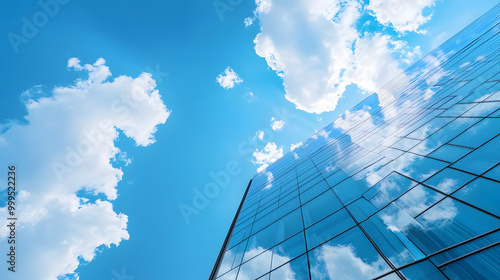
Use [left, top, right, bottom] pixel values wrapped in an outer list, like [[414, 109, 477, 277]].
[[212, 4, 500, 280]]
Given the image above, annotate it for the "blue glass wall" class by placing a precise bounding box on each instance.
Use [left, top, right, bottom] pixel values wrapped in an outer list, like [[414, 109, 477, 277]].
[[211, 4, 500, 280]]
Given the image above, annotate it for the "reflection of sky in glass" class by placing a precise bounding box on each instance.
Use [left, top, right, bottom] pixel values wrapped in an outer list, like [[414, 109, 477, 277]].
[[213, 4, 500, 280], [310, 227, 391, 279]]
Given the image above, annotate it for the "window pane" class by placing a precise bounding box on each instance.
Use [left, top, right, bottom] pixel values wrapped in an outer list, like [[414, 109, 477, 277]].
[[300, 180, 330, 204], [346, 198, 378, 223], [428, 144, 472, 163], [308, 227, 392, 279], [400, 260, 447, 280], [410, 118, 480, 155], [333, 177, 370, 205], [362, 214, 425, 268], [450, 118, 500, 148], [453, 177, 500, 216], [277, 195, 299, 218], [372, 172, 418, 202], [270, 254, 309, 280], [217, 248, 237, 276], [252, 209, 277, 235], [302, 190, 343, 228], [305, 208, 356, 250], [484, 164, 500, 181], [440, 245, 500, 279], [216, 267, 238, 280], [324, 170, 349, 188], [414, 198, 500, 254], [462, 101, 500, 117], [238, 248, 272, 280], [232, 239, 249, 269], [424, 167, 475, 194], [452, 135, 500, 174], [430, 230, 500, 267], [275, 209, 304, 244], [395, 184, 445, 217], [245, 223, 276, 261], [271, 233, 306, 269]]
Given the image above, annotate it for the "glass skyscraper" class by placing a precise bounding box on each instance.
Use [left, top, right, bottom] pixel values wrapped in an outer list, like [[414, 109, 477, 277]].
[[210, 4, 500, 280]]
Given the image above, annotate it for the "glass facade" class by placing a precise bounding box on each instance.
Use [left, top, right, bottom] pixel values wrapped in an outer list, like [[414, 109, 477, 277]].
[[210, 4, 500, 280]]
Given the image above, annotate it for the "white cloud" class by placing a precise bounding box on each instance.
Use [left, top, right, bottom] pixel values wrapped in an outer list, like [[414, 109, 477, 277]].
[[368, 0, 437, 34], [246, 91, 257, 103], [0, 58, 170, 280], [252, 0, 424, 114], [216, 67, 243, 89], [244, 17, 254, 27], [271, 117, 285, 131], [317, 129, 331, 139], [256, 0, 272, 13], [344, 33, 407, 93], [436, 178, 457, 194], [252, 142, 284, 172], [290, 142, 303, 151], [254, 130, 265, 141]]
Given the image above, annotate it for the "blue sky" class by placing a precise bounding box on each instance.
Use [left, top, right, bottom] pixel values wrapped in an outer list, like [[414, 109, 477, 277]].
[[0, 0, 498, 279]]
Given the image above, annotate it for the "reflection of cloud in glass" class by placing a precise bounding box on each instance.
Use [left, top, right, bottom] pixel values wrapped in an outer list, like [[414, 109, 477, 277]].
[[396, 185, 444, 217], [216, 249, 237, 278], [264, 171, 274, 190], [311, 244, 387, 279], [435, 178, 457, 193], [218, 246, 297, 280], [380, 205, 420, 232], [419, 199, 458, 226], [418, 50, 451, 86], [381, 198, 457, 233]]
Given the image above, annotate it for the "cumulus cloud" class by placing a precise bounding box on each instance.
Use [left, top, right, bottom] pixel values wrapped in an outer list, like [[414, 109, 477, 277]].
[[0, 58, 170, 280], [252, 142, 284, 172], [216, 66, 243, 89], [252, 0, 425, 114], [271, 117, 285, 131], [345, 34, 408, 93], [368, 0, 437, 34]]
